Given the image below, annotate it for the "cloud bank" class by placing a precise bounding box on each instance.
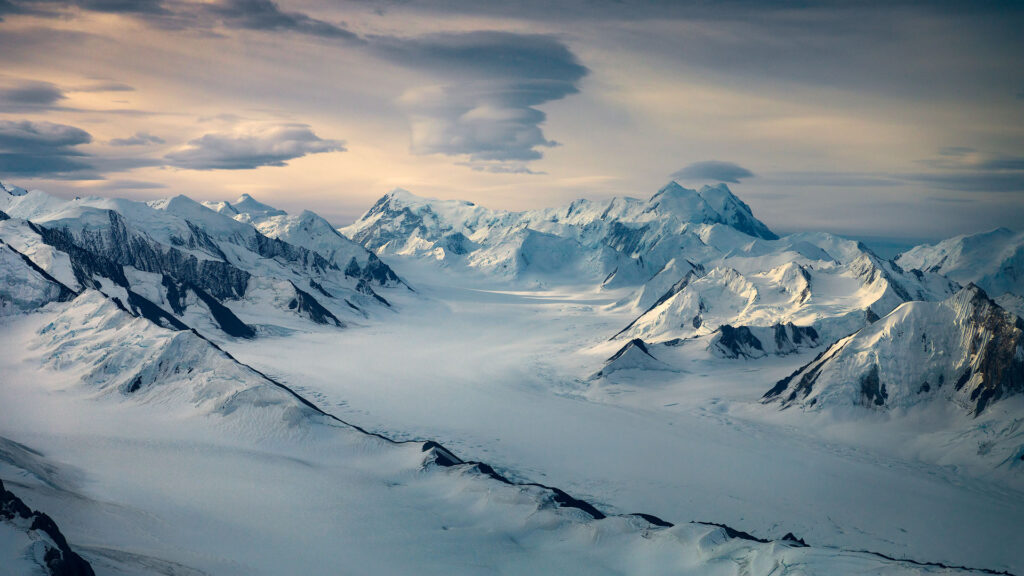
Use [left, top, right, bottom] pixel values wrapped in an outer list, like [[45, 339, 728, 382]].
[[0, 119, 93, 176], [672, 161, 754, 184], [0, 80, 66, 112], [376, 31, 588, 168], [164, 124, 344, 170]]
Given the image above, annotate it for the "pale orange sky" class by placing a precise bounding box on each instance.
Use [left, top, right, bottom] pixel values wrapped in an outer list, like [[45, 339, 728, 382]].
[[0, 1, 1022, 242]]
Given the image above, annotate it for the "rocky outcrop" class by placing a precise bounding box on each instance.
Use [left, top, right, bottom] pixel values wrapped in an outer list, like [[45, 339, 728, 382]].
[[1, 478, 95, 576]]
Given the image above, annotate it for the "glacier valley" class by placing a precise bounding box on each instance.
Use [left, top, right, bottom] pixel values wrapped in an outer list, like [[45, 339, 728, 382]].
[[1, 179, 1022, 575]]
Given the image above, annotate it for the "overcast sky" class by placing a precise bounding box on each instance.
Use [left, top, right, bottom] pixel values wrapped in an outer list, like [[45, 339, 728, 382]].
[[0, 0, 1022, 242]]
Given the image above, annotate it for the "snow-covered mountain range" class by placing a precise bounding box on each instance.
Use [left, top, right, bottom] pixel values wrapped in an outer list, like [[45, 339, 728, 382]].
[[343, 181, 1024, 467], [2, 177, 1023, 574], [0, 182, 405, 342], [344, 182, 965, 353], [342, 182, 777, 286], [3, 207, 993, 574]]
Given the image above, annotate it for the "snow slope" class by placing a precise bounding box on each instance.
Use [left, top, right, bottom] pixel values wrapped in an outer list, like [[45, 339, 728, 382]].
[[898, 227, 1024, 301], [206, 193, 404, 288], [614, 252, 955, 347], [0, 278, 993, 574], [1, 477, 94, 576], [0, 185, 398, 342], [764, 284, 1024, 415]]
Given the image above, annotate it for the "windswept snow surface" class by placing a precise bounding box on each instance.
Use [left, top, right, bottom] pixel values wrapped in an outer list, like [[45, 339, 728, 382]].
[[2, 289, 998, 575], [223, 260, 1024, 574]]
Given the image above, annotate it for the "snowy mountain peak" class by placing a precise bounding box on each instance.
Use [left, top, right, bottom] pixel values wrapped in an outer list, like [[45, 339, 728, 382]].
[[0, 180, 28, 197], [897, 227, 1024, 300], [152, 193, 206, 212], [763, 284, 1024, 416], [591, 338, 672, 379], [384, 188, 427, 204], [646, 181, 777, 240], [233, 193, 287, 218], [649, 180, 696, 201]]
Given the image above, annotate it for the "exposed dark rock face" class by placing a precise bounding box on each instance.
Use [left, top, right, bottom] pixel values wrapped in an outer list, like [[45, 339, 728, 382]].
[[604, 221, 651, 255], [345, 252, 402, 287], [308, 278, 333, 298], [437, 232, 474, 256], [773, 323, 820, 355], [762, 345, 846, 405], [356, 279, 390, 307], [287, 281, 343, 327], [865, 307, 881, 323], [955, 286, 1024, 415], [612, 268, 705, 339], [859, 364, 887, 407], [34, 216, 250, 301], [156, 274, 253, 337], [711, 322, 815, 360], [607, 338, 656, 363], [713, 325, 765, 359], [1, 478, 95, 576], [187, 282, 256, 339], [125, 289, 189, 331]]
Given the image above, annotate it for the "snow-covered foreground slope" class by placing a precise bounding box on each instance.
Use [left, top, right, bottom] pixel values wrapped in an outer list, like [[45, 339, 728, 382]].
[[2, 290, 997, 575], [222, 262, 1024, 574], [898, 227, 1024, 304]]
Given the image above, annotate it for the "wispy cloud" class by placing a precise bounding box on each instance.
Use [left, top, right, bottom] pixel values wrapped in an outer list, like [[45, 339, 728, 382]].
[[910, 149, 1024, 192], [109, 131, 165, 146], [202, 0, 362, 40]]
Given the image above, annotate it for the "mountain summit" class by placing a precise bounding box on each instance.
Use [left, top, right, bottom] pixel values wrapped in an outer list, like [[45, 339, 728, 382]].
[[341, 181, 777, 284], [763, 284, 1024, 416], [647, 182, 777, 240]]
